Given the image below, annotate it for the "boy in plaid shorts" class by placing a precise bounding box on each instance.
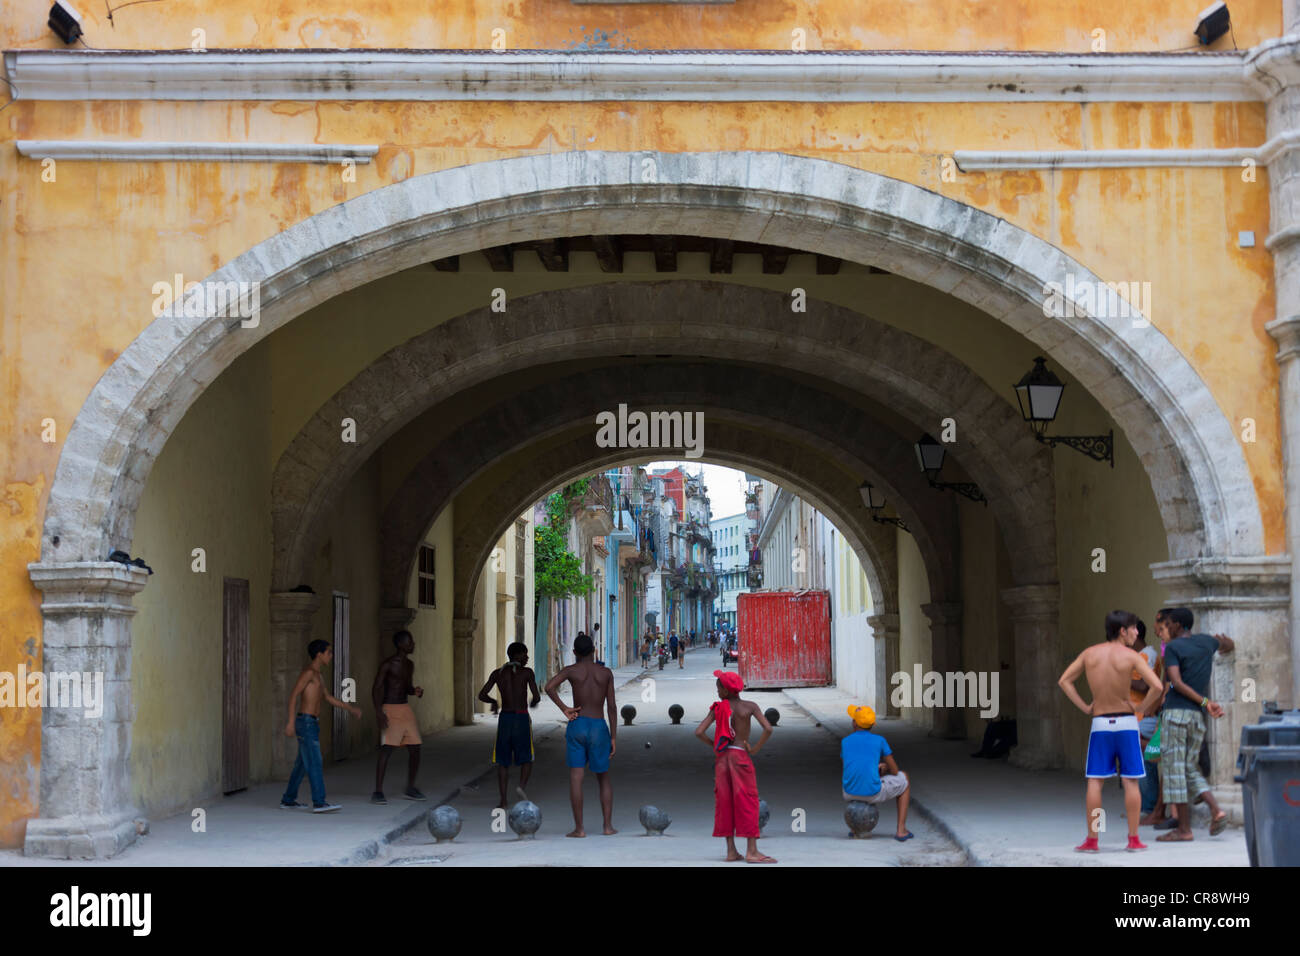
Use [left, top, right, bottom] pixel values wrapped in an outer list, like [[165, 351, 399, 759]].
[[1157, 607, 1232, 842]]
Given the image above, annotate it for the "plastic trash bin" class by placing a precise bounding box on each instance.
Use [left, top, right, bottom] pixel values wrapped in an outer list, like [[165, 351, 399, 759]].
[[1234, 709, 1300, 867]]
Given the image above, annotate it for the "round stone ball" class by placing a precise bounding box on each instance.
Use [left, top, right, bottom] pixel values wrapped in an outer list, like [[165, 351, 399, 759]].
[[620, 704, 637, 726], [764, 707, 781, 726], [668, 704, 684, 724], [426, 804, 462, 843], [638, 805, 672, 835], [508, 800, 543, 838], [758, 799, 770, 830], [845, 801, 880, 838]]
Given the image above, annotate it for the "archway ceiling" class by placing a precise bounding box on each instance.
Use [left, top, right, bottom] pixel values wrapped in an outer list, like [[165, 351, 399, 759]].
[[272, 281, 1056, 594]]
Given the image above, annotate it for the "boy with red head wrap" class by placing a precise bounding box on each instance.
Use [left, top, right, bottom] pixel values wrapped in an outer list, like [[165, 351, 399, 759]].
[[695, 669, 777, 863]]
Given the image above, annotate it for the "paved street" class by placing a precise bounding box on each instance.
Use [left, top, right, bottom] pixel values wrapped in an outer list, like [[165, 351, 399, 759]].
[[376, 648, 963, 866], [0, 646, 1249, 868]]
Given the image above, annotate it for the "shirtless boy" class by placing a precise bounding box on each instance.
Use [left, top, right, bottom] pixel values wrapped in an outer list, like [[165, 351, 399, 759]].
[[281, 639, 362, 813], [1057, 610, 1164, 852], [371, 630, 426, 805], [544, 632, 617, 837], [478, 642, 542, 808], [694, 669, 776, 863]]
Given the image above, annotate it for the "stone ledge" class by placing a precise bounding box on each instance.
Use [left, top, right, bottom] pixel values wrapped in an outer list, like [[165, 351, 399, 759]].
[[24, 810, 144, 860]]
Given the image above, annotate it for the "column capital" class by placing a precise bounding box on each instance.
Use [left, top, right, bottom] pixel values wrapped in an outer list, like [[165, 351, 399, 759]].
[[867, 612, 901, 634], [1149, 556, 1291, 610], [380, 606, 417, 631], [453, 617, 478, 642], [269, 589, 322, 625], [28, 561, 150, 616], [1267, 313, 1300, 363], [920, 601, 961, 626], [1000, 583, 1061, 619]]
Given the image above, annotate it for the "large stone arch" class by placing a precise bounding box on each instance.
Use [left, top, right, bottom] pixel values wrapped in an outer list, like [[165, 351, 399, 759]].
[[272, 282, 1056, 597], [29, 150, 1267, 857], [39, 151, 1260, 573]]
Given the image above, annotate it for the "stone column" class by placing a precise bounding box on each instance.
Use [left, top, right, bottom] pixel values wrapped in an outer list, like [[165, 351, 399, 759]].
[[1250, 38, 1300, 712], [1267, 315, 1300, 706], [920, 601, 964, 739], [1000, 583, 1064, 770], [1151, 557, 1291, 819], [866, 612, 901, 717], [24, 561, 150, 858], [269, 590, 321, 778], [452, 617, 478, 725]]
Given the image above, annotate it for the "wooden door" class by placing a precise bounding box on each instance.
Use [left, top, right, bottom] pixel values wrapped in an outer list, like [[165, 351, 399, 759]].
[[332, 592, 351, 761], [221, 577, 250, 794]]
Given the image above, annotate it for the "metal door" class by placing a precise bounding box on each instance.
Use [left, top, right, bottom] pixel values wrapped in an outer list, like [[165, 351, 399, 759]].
[[221, 577, 250, 793], [332, 592, 350, 761]]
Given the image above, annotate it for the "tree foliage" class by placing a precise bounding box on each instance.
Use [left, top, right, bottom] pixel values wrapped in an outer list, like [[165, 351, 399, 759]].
[[534, 481, 596, 599]]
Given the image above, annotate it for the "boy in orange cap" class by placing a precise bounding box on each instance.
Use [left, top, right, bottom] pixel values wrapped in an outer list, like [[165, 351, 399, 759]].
[[842, 705, 913, 841], [694, 669, 776, 863]]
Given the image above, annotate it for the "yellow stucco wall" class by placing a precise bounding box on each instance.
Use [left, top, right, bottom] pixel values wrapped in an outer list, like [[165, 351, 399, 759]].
[[896, 527, 933, 726], [0, 1, 1279, 53], [405, 505, 457, 735], [129, 344, 272, 818]]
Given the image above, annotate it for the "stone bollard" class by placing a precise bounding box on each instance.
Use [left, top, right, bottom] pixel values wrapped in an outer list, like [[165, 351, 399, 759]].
[[764, 707, 781, 726], [427, 805, 462, 843], [639, 805, 671, 835], [621, 704, 637, 726], [508, 800, 542, 839], [668, 704, 684, 724], [844, 801, 880, 838]]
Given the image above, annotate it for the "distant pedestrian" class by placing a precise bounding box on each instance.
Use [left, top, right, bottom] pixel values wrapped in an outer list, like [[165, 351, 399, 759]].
[[669, 632, 679, 660], [1157, 607, 1231, 842], [841, 705, 913, 841], [1057, 610, 1162, 853]]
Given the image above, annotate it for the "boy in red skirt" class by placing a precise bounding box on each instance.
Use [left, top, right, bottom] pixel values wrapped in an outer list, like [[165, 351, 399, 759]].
[[694, 669, 777, 863]]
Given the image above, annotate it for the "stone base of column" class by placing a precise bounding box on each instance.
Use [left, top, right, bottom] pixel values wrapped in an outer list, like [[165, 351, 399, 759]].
[[453, 618, 478, 725], [24, 809, 145, 859]]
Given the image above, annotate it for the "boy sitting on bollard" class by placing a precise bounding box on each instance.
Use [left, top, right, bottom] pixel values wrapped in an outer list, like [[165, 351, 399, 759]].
[[841, 705, 913, 841]]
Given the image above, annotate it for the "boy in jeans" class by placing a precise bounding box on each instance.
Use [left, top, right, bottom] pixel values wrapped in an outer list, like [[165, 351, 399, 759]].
[[281, 639, 362, 813]]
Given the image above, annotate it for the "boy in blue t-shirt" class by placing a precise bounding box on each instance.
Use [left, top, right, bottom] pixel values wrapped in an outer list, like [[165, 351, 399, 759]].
[[840, 705, 913, 841]]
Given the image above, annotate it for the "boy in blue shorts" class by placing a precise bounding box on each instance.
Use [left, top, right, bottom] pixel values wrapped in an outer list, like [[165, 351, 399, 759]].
[[478, 642, 541, 808], [1057, 610, 1164, 853], [544, 632, 618, 837]]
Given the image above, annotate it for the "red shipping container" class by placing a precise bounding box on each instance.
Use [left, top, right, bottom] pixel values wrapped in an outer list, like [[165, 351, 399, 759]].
[[736, 589, 832, 689]]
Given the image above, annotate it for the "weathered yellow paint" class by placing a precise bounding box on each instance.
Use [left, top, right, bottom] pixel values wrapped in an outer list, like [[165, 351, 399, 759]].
[[0, 1, 1278, 53], [0, 0, 1289, 844]]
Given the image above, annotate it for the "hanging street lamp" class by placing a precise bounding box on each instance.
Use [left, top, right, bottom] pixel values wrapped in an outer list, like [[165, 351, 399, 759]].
[[913, 434, 988, 505], [1013, 356, 1114, 466], [858, 481, 909, 531]]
